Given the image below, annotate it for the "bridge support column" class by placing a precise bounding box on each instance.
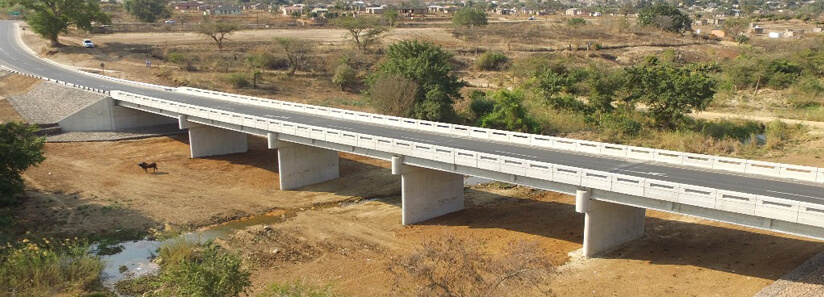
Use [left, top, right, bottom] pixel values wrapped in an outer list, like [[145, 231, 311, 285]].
[[186, 121, 248, 158], [273, 134, 339, 190], [582, 195, 646, 257], [392, 156, 464, 225]]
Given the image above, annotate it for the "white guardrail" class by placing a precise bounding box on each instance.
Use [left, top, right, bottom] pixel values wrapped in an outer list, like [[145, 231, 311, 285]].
[[175, 87, 824, 185], [0, 67, 109, 94], [84, 72, 176, 91], [113, 90, 824, 229]]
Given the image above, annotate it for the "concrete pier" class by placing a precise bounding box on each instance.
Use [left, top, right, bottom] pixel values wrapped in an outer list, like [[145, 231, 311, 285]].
[[583, 199, 646, 257], [276, 142, 340, 190], [393, 157, 464, 225], [186, 122, 248, 158]]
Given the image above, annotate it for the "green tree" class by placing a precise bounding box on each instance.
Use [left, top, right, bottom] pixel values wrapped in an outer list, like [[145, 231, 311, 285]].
[[384, 8, 399, 27], [0, 122, 45, 206], [123, 0, 170, 23], [452, 7, 488, 27], [637, 1, 692, 33], [197, 20, 240, 52], [477, 90, 540, 133], [335, 16, 386, 51], [246, 53, 266, 88], [13, 0, 110, 47], [366, 40, 465, 121], [624, 58, 716, 129], [723, 17, 750, 43], [275, 37, 314, 76]]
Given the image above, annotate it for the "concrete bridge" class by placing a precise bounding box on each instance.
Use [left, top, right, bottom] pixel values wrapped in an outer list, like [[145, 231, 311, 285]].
[[2, 21, 824, 257]]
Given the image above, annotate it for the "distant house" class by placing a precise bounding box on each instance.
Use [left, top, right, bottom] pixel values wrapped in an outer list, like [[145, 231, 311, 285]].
[[785, 29, 804, 38], [814, 27, 823, 33], [713, 18, 725, 25], [311, 8, 329, 15], [710, 29, 725, 38], [399, 7, 427, 15], [694, 19, 708, 26], [204, 5, 242, 15], [174, 2, 206, 11], [498, 8, 514, 15], [565, 8, 579, 16], [281, 5, 303, 16], [768, 31, 782, 38], [241, 3, 263, 10], [751, 26, 764, 34], [366, 6, 385, 14]]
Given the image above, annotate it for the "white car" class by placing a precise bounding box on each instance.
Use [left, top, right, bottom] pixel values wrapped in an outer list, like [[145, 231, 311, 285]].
[[83, 39, 94, 48], [164, 20, 176, 24]]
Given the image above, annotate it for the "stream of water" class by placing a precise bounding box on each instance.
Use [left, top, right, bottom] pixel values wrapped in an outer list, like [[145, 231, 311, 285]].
[[98, 177, 493, 290]]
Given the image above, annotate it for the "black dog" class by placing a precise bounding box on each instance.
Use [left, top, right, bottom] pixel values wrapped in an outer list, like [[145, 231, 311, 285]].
[[138, 162, 158, 173]]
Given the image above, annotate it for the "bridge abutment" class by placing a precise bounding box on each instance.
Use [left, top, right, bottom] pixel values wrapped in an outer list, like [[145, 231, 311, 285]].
[[393, 157, 464, 225], [273, 137, 340, 190], [581, 189, 646, 257], [185, 121, 248, 158]]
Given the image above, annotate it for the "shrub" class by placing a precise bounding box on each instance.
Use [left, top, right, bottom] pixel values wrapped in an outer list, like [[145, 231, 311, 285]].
[[475, 51, 508, 71], [332, 63, 356, 91], [368, 74, 419, 117], [0, 238, 104, 296], [477, 89, 540, 133], [366, 40, 464, 122], [597, 112, 642, 137], [159, 243, 251, 297], [227, 73, 250, 88], [257, 281, 339, 297], [567, 17, 587, 27], [389, 234, 553, 296], [0, 122, 45, 206]]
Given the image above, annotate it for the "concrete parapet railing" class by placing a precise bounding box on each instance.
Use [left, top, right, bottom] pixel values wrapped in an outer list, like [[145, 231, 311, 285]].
[[175, 86, 824, 185], [84, 72, 176, 91], [0, 67, 109, 95], [111, 90, 824, 229]]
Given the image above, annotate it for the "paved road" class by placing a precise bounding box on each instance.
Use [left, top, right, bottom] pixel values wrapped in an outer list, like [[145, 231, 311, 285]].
[[1, 21, 823, 204]]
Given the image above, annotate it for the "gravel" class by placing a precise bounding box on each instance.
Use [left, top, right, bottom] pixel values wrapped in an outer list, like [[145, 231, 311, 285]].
[[754, 251, 824, 297], [6, 80, 107, 124], [46, 123, 185, 142]]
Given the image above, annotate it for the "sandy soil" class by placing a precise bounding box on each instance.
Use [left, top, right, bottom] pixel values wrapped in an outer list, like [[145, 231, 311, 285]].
[[1, 130, 819, 296]]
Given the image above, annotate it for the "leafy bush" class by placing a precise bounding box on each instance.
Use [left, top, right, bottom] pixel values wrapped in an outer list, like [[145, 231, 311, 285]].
[[160, 243, 251, 297], [227, 73, 250, 88], [0, 238, 104, 296], [597, 112, 642, 137], [477, 90, 540, 133], [452, 8, 488, 28], [475, 51, 508, 71], [0, 122, 45, 206], [332, 63, 356, 90], [637, 2, 692, 33], [567, 17, 587, 27], [366, 40, 464, 122]]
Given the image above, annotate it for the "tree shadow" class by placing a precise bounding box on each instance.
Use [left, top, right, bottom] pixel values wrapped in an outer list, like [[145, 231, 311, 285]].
[[1, 189, 160, 242]]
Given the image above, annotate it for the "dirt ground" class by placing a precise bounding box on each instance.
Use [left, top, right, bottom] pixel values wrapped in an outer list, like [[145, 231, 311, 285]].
[[4, 132, 822, 296]]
